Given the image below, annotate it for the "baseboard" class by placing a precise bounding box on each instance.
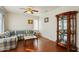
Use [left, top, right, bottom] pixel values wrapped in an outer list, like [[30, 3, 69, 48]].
[[41, 35, 56, 43]]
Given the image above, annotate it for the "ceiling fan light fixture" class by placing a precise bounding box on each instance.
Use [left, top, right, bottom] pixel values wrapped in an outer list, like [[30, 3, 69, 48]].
[[21, 7, 38, 14], [27, 11, 32, 14]]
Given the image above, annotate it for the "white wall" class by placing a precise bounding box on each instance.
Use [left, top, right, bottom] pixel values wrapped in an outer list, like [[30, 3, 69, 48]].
[[39, 14, 57, 41], [39, 6, 79, 50], [7, 13, 39, 31]]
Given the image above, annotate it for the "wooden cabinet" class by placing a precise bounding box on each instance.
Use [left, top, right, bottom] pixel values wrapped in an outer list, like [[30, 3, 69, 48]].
[[56, 11, 78, 51]]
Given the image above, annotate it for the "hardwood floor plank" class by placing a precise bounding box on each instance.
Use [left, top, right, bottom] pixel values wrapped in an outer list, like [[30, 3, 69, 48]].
[[3, 37, 67, 52]]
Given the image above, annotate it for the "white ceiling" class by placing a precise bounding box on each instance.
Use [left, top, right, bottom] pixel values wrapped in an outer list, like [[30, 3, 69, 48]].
[[4, 6, 59, 16]]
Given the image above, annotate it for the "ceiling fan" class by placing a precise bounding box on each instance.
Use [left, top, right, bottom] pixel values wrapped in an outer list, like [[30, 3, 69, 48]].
[[20, 7, 38, 14]]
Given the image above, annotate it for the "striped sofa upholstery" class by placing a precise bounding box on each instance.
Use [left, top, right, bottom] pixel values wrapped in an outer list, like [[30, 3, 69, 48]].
[[0, 30, 35, 51], [15, 30, 35, 40], [0, 36, 18, 51]]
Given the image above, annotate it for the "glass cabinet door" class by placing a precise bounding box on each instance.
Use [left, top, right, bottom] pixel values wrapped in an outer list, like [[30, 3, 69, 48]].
[[58, 16, 67, 47], [70, 15, 76, 49]]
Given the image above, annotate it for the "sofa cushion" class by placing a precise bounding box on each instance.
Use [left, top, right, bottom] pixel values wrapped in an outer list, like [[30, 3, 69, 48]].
[[4, 31, 10, 38], [0, 33, 5, 38], [0, 36, 18, 51], [10, 31, 15, 36], [15, 30, 26, 35], [26, 30, 34, 36]]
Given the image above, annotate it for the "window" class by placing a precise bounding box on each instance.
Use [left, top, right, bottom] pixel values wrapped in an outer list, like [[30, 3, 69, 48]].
[[0, 13, 3, 33], [34, 20, 39, 30]]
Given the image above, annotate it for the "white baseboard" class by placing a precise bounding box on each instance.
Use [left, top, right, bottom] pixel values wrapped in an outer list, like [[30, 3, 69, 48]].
[[41, 35, 56, 42]]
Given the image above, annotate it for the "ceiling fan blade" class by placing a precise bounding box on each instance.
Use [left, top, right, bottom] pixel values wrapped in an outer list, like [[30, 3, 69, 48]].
[[31, 11, 33, 14], [32, 10, 38, 12], [21, 7, 38, 14], [24, 11, 27, 13]]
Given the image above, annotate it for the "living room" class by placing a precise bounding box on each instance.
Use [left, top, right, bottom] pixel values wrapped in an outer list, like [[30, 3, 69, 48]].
[[0, 6, 79, 52]]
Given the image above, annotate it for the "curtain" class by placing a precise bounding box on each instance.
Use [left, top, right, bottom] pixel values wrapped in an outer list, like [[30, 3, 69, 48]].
[[0, 13, 4, 33], [34, 19, 39, 30]]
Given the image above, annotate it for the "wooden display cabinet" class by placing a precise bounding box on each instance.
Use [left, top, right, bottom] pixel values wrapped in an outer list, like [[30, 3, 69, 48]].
[[56, 11, 78, 51]]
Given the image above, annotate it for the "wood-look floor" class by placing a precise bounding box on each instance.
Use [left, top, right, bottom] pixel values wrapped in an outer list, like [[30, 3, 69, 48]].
[[3, 37, 67, 52]]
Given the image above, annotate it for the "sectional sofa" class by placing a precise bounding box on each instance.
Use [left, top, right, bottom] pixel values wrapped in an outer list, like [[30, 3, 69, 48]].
[[0, 30, 35, 51]]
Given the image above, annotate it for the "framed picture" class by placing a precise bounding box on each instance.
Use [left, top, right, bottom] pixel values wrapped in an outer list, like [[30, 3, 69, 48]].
[[28, 19, 33, 24], [44, 17, 49, 23]]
